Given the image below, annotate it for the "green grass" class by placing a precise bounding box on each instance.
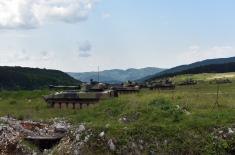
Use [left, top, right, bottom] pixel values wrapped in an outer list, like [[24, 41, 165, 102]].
[[1, 73, 235, 154]]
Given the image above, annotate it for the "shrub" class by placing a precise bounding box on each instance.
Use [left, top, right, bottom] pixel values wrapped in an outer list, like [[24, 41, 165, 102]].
[[9, 100, 17, 105]]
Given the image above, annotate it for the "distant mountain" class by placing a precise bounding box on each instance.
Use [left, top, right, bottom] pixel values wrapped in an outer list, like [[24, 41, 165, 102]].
[[68, 67, 165, 83], [143, 56, 235, 81], [0, 66, 81, 90]]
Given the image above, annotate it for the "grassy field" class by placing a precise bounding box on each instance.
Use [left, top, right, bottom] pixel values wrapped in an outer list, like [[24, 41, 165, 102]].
[[1, 73, 235, 154]]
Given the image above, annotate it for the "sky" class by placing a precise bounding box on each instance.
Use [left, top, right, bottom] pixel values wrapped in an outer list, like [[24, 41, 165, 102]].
[[0, 0, 235, 72]]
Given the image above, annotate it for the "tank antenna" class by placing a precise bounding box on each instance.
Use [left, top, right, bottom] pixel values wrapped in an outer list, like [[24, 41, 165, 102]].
[[98, 66, 100, 83]]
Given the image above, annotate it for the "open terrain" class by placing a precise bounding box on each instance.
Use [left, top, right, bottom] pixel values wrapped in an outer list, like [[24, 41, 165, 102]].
[[1, 72, 235, 154]]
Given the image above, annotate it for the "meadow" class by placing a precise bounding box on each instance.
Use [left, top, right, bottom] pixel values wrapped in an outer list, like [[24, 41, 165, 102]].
[[1, 73, 235, 154]]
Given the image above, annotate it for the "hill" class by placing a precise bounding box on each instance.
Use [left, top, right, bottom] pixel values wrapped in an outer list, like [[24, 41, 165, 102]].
[[68, 67, 164, 83], [143, 56, 235, 81], [147, 62, 235, 81], [0, 66, 81, 90]]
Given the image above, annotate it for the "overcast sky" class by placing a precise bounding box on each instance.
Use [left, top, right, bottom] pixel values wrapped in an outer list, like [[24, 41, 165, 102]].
[[0, 0, 235, 72]]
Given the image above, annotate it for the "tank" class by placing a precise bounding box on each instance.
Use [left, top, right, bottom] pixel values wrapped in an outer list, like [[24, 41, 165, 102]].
[[178, 79, 197, 86], [148, 79, 175, 90], [111, 86, 140, 94], [44, 90, 118, 109], [215, 78, 232, 84], [111, 81, 140, 94]]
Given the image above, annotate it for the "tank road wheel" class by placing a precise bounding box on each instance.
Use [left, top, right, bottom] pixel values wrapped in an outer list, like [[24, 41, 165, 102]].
[[61, 102, 67, 109], [73, 102, 76, 109], [54, 102, 60, 108], [68, 102, 73, 109], [48, 102, 54, 108], [82, 103, 88, 109], [76, 102, 78, 108]]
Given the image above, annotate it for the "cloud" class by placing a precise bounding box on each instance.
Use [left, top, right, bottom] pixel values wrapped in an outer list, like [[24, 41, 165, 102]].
[[79, 52, 91, 57], [0, 48, 56, 64], [14, 49, 31, 61], [40, 50, 54, 61], [79, 40, 92, 52], [78, 40, 92, 57], [0, 49, 31, 63], [0, 0, 96, 29], [102, 12, 111, 19], [178, 45, 235, 64]]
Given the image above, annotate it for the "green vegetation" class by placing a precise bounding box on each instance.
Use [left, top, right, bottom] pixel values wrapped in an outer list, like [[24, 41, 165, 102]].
[[0, 66, 81, 90], [143, 56, 235, 82], [69, 67, 164, 83], [1, 73, 235, 154]]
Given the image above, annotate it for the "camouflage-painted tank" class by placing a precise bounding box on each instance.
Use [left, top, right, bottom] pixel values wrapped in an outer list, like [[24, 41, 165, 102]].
[[178, 79, 197, 86], [111, 86, 140, 94], [148, 79, 175, 90], [215, 78, 232, 84], [44, 90, 118, 109], [111, 81, 140, 94]]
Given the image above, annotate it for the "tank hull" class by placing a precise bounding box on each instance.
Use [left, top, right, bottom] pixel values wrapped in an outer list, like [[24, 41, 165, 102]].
[[44, 90, 117, 109]]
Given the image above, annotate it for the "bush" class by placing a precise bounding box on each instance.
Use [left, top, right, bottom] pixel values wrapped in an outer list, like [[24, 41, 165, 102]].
[[149, 98, 184, 122], [9, 100, 17, 105]]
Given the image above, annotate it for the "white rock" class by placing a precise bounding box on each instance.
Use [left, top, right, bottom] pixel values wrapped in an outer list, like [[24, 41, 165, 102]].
[[131, 142, 137, 148], [78, 124, 85, 133], [74, 150, 80, 155], [108, 139, 116, 151], [84, 135, 90, 143], [33, 152, 37, 155], [228, 128, 234, 134], [219, 130, 223, 134], [99, 131, 105, 137], [139, 139, 144, 144], [139, 144, 144, 150], [76, 134, 80, 141]]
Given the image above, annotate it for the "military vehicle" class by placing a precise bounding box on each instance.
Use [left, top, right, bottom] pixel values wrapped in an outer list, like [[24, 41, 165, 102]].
[[178, 79, 197, 86], [44, 83, 118, 109], [215, 78, 232, 84], [110, 81, 140, 94], [148, 79, 175, 90], [111, 85, 140, 94]]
